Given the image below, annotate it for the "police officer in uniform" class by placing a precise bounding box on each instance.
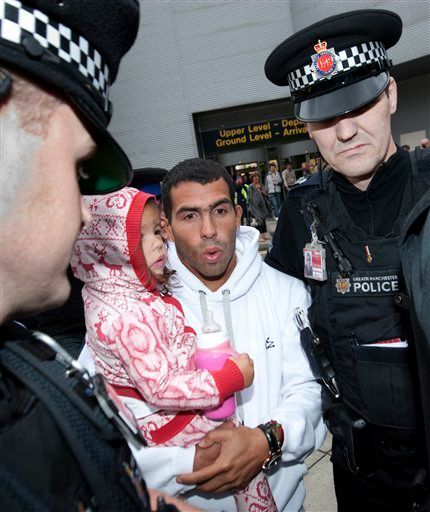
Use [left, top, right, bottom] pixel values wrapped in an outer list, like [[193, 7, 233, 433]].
[[264, 9, 430, 512], [0, 1, 196, 510]]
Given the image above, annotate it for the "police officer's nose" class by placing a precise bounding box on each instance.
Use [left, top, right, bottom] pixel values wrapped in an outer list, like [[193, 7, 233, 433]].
[[336, 116, 358, 142]]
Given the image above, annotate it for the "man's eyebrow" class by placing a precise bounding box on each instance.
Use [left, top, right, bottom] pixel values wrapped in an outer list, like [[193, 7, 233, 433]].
[[175, 198, 232, 215], [175, 205, 200, 215], [210, 198, 232, 209]]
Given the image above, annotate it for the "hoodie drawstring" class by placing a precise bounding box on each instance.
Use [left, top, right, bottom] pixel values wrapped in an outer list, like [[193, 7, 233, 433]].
[[199, 290, 209, 327], [222, 289, 235, 349]]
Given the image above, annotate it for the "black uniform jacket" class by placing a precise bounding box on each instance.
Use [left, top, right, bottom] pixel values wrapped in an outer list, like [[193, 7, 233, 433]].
[[400, 187, 430, 474]]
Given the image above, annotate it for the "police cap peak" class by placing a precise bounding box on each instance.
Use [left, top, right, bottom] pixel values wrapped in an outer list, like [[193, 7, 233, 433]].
[[265, 9, 402, 122], [0, 0, 140, 194]]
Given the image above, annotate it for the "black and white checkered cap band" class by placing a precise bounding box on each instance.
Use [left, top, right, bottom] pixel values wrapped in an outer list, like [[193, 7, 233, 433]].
[[0, 0, 110, 109], [288, 41, 387, 93]]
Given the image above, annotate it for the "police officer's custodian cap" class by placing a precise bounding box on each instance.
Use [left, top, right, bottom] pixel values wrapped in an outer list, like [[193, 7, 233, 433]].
[[0, 0, 139, 194], [265, 10, 402, 122]]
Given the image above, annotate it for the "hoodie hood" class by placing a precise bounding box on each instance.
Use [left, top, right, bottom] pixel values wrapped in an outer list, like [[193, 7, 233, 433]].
[[167, 226, 262, 302], [71, 187, 157, 293]]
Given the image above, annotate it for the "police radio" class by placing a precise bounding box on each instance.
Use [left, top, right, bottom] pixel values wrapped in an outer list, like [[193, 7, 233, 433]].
[[307, 201, 354, 278]]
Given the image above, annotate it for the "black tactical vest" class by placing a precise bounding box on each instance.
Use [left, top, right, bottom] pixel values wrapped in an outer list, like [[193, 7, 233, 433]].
[[297, 149, 430, 432]]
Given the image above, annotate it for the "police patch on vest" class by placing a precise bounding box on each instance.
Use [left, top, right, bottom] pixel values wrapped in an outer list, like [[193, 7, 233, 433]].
[[335, 277, 351, 294], [331, 270, 399, 297]]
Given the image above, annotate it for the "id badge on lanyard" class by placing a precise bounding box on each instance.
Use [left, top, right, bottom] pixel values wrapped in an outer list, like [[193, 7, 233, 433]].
[[304, 221, 327, 281]]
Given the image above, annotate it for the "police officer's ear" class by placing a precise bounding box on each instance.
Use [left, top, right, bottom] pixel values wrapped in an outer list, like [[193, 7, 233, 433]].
[[306, 122, 316, 140], [386, 77, 398, 115]]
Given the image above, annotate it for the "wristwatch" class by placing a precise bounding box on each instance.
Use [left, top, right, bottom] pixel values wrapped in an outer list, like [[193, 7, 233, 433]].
[[257, 420, 284, 470]]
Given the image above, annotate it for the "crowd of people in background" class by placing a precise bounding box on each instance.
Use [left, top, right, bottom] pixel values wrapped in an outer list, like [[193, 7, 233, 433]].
[[233, 159, 321, 242]]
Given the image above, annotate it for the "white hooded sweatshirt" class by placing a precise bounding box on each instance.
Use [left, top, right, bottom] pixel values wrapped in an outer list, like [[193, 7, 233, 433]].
[[128, 226, 326, 511]]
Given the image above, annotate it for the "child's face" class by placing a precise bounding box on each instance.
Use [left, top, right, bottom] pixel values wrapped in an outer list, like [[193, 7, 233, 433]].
[[140, 202, 167, 276]]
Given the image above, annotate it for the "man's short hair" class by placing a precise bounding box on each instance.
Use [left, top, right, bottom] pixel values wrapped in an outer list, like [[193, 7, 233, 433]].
[[162, 158, 235, 222]]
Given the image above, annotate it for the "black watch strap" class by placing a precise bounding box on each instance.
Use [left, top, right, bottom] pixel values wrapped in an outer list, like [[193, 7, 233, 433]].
[[257, 420, 284, 470]]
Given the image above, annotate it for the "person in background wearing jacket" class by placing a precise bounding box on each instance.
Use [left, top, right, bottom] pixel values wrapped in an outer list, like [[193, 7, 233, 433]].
[[282, 162, 297, 193], [248, 172, 272, 242], [265, 163, 283, 218], [131, 157, 325, 511]]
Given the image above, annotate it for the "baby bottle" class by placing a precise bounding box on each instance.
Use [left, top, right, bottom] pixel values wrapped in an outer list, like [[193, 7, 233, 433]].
[[194, 310, 238, 420]]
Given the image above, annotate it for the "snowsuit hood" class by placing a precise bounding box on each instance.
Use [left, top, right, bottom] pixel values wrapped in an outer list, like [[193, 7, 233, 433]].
[[71, 187, 157, 294]]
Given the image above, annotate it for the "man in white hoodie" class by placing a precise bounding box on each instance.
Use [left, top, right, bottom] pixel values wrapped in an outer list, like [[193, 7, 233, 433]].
[[78, 158, 325, 509], [132, 158, 324, 511]]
